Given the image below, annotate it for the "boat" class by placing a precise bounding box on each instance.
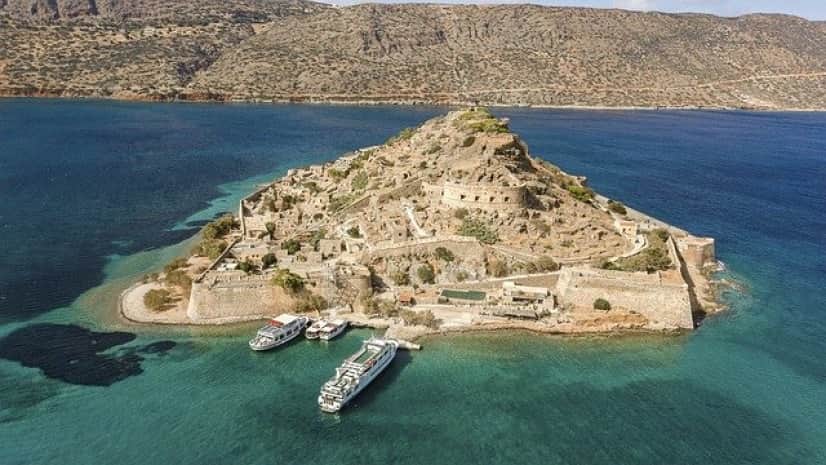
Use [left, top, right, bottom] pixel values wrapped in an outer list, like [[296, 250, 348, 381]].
[[318, 337, 398, 413], [248, 314, 308, 351], [305, 319, 327, 340], [318, 319, 348, 341]]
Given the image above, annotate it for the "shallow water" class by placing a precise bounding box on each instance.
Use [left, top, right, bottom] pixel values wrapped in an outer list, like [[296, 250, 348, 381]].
[[1, 100, 824, 464]]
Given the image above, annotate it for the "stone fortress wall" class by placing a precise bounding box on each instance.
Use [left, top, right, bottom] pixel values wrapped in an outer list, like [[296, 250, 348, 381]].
[[423, 181, 527, 211]]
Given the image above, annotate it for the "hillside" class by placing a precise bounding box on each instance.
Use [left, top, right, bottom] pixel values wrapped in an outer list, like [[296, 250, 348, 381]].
[[3, 3, 826, 108]]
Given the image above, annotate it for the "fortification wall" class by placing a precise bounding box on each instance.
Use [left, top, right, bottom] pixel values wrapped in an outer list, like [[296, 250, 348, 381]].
[[424, 181, 527, 211], [368, 236, 484, 261], [445, 272, 560, 291], [555, 268, 693, 329], [676, 236, 716, 269], [187, 278, 293, 323]]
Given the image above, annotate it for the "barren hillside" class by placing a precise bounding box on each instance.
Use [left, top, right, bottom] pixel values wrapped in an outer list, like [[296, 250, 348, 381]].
[[3, 2, 826, 108]]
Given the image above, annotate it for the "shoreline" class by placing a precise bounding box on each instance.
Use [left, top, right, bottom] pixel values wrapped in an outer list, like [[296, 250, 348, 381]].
[[3, 92, 826, 113]]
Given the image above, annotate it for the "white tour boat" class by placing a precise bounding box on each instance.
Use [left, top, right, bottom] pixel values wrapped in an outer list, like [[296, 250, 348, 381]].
[[305, 319, 327, 340], [318, 319, 348, 341], [318, 337, 398, 413], [248, 314, 308, 351]]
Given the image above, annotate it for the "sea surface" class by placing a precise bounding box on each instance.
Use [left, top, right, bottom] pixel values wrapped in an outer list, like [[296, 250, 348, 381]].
[[1, 99, 825, 465]]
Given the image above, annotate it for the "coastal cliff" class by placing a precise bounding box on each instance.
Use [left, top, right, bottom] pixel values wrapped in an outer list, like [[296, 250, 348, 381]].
[[121, 108, 720, 335], [3, 2, 826, 109]]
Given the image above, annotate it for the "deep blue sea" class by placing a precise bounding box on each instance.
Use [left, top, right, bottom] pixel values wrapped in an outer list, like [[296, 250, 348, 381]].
[[1, 99, 825, 465]]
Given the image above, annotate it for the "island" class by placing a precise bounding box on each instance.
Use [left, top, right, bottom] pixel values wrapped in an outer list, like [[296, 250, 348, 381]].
[[121, 108, 721, 340]]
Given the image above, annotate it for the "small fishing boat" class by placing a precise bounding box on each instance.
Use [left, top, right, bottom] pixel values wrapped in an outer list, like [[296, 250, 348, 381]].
[[305, 319, 327, 340], [248, 314, 308, 351], [318, 319, 348, 341]]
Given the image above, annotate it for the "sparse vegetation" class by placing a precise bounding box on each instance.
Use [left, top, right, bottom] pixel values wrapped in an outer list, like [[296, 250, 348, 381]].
[[534, 255, 559, 272], [196, 239, 227, 260], [458, 217, 499, 244], [281, 239, 301, 255], [294, 293, 327, 313], [386, 127, 416, 145], [594, 298, 611, 311], [144, 289, 173, 312], [607, 200, 627, 215], [272, 269, 305, 295], [417, 264, 436, 284], [164, 257, 188, 274], [400, 309, 440, 328], [487, 258, 509, 277], [202, 215, 236, 240], [453, 208, 469, 220], [434, 247, 454, 262], [351, 170, 369, 190], [346, 226, 362, 238], [237, 259, 256, 274], [611, 229, 672, 272], [164, 269, 192, 293], [391, 270, 411, 286], [565, 184, 595, 203]]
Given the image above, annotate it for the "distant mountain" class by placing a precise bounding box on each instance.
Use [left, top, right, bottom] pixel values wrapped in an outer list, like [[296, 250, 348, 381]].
[[3, 2, 826, 109]]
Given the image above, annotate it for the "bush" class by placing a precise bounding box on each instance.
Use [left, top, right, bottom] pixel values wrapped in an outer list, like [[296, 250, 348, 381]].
[[461, 136, 476, 147], [196, 238, 227, 260], [281, 239, 301, 255], [565, 184, 595, 203], [294, 293, 327, 313], [594, 298, 611, 311], [417, 264, 436, 284], [238, 259, 256, 274], [534, 255, 559, 272], [261, 253, 277, 269], [400, 309, 440, 329], [386, 127, 416, 145], [272, 269, 305, 295], [346, 226, 362, 238], [164, 257, 188, 274], [653, 228, 670, 241], [424, 144, 441, 155], [391, 270, 410, 286], [202, 215, 236, 240], [327, 168, 346, 181], [165, 269, 192, 293], [351, 170, 369, 190], [434, 247, 454, 262], [608, 200, 627, 215], [459, 217, 499, 244], [487, 259, 509, 277], [144, 289, 172, 312], [453, 208, 469, 220], [456, 271, 468, 282]]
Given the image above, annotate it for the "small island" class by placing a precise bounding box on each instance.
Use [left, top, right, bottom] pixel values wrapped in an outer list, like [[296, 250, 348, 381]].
[[121, 108, 720, 340]]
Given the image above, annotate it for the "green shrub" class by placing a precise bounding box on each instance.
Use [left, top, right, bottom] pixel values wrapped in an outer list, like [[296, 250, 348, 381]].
[[202, 215, 236, 240], [400, 309, 440, 328], [417, 264, 436, 284], [456, 271, 468, 282], [453, 208, 469, 220], [653, 228, 670, 241], [434, 247, 454, 262], [238, 259, 256, 274], [391, 270, 410, 286], [534, 255, 559, 272], [386, 127, 416, 145], [565, 184, 595, 203], [272, 269, 305, 295], [144, 289, 173, 312], [594, 298, 611, 311], [196, 239, 227, 260], [608, 200, 627, 215], [459, 217, 499, 244], [163, 257, 188, 274], [294, 293, 327, 313], [346, 226, 362, 238], [461, 136, 476, 147], [281, 239, 301, 255], [165, 269, 192, 293], [327, 168, 346, 181], [302, 181, 321, 194], [261, 253, 277, 269], [351, 170, 369, 190], [328, 194, 355, 213]]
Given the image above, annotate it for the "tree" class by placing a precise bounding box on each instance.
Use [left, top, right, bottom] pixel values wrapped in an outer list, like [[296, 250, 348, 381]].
[[144, 289, 172, 312], [594, 298, 611, 311], [261, 253, 277, 269], [434, 247, 454, 262], [351, 170, 369, 190], [391, 270, 411, 286], [264, 222, 276, 240], [202, 215, 236, 240], [238, 259, 256, 274], [417, 264, 435, 284], [281, 239, 301, 255], [272, 269, 305, 295]]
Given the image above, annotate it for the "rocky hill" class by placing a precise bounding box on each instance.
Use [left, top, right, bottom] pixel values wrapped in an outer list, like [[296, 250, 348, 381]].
[[3, 2, 826, 108]]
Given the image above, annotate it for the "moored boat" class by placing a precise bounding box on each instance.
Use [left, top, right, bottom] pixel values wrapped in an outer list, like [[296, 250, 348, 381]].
[[318, 319, 348, 341], [305, 319, 327, 340], [318, 337, 398, 413], [248, 314, 308, 351]]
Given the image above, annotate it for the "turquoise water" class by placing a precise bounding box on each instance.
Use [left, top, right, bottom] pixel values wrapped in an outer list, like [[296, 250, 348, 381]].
[[1, 100, 825, 464]]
